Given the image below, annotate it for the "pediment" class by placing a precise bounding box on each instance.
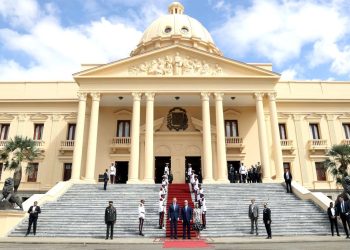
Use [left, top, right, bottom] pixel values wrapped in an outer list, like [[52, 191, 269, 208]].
[[74, 45, 280, 79]]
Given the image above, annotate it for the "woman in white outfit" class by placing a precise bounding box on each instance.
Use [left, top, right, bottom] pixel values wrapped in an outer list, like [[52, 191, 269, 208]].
[[138, 200, 145, 236]]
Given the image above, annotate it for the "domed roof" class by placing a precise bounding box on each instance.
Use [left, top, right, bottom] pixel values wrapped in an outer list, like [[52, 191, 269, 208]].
[[130, 2, 222, 57]]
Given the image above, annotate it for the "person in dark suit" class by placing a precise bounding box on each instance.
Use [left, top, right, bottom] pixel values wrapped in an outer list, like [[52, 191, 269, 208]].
[[25, 201, 41, 236], [105, 201, 117, 240], [181, 200, 193, 239], [168, 197, 180, 239], [283, 168, 292, 193], [263, 203, 272, 239], [327, 201, 340, 236], [103, 169, 109, 191], [336, 196, 350, 238], [248, 199, 259, 235]]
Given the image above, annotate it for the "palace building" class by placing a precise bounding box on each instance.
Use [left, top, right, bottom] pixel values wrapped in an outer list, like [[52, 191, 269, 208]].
[[1, 2, 350, 194]]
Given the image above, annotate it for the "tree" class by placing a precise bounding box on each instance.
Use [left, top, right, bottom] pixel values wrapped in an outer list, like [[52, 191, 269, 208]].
[[0, 136, 41, 192], [323, 144, 350, 184]]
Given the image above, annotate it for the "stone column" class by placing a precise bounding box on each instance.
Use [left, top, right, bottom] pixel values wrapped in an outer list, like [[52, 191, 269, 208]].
[[268, 92, 284, 181], [143, 92, 155, 183], [326, 114, 338, 145], [254, 93, 271, 181], [128, 92, 142, 183], [214, 92, 229, 183], [84, 92, 101, 182], [71, 92, 87, 181], [201, 92, 214, 183]]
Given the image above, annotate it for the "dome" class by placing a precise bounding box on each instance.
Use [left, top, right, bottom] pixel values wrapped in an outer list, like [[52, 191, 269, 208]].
[[130, 2, 222, 57]]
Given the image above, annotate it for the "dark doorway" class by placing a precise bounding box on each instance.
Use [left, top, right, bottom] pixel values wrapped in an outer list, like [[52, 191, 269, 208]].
[[185, 157, 202, 183], [115, 161, 128, 183], [63, 163, 72, 181], [227, 161, 240, 183], [155, 157, 171, 183]]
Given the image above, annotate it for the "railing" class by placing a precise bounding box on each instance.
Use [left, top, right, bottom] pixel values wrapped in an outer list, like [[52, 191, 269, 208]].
[[0, 140, 8, 147], [225, 137, 243, 145], [60, 140, 75, 148], [280, 139, 293, 147], [308, 139, 328, 152], [341, 139, 350, 145], [111, 137, 131, 145], [34, 140, 45, 148]]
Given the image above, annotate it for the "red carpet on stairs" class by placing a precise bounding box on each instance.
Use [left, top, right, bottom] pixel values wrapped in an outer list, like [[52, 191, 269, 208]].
[[166, 184, 196, 238], [163, 240, 210, 248]]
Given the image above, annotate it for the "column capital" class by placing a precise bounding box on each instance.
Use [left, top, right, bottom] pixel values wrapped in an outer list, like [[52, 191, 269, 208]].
[[145, 92, 155, 100], [77, 92, 88, 101], [267, 92, 277, 101], [254, 92, 265, 101], [292, 114, 305, 121], [326, 114, 337, 121], [132, 92, 142, 101], [201, 92, 211, 101], [214, 92, 224, 101], [90, 92, 101, 101]]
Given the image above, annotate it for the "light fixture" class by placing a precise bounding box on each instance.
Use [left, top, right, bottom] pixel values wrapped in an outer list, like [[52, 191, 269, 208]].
[[174, 96, 180, 100], [118, 96, 123, 100], [230, 96, 236, 100]]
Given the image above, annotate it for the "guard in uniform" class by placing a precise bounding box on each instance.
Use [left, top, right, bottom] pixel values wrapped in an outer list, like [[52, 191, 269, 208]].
[[105, 201, 117, 240], [187, 163, 192, 183], [194, 175, 199, 202], [158, 194, 165, 229], [200, 194, 207, 229]]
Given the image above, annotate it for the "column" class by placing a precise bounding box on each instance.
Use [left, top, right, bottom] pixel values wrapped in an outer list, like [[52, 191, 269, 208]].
[[326, 114, 338, 145], [128, 92, 142, 183], [268, 92, 284, 181], [71, 92, 87, 181], [201, 92, 214, 183], [254, 93, 271, 181], [84, 92, 101, 182], [214, 92, 229, 183], [143, 92, 155, 183]]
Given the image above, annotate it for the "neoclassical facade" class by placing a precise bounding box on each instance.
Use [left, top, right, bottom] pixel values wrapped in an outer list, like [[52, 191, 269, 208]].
[[0, 2, 349, 192]]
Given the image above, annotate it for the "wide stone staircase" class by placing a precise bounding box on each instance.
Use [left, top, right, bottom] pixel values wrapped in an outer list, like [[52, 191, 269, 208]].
[[9, 184, 164, 238], [201, 183, 331, 237]]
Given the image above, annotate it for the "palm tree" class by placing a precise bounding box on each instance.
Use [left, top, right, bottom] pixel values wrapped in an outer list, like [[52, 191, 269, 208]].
[[0, 136, 41, 192], [323, 144, 350, 184]]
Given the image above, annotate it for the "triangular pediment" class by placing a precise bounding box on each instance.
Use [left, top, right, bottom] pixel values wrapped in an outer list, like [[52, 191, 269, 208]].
[[73, 45, 280, 79]]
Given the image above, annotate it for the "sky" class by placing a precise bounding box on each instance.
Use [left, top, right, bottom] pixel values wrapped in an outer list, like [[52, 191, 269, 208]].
[[0, 0, 350, 81]]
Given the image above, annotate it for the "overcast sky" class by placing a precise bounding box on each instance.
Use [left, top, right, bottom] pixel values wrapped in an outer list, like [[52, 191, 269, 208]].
[[0, 0, 350, 81]]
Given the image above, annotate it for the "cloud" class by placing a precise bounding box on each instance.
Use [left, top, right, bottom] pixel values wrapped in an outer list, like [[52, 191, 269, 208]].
[[212, 0, 350, 76], [0, 0, 169, 80], [280, 68, 298, 80]]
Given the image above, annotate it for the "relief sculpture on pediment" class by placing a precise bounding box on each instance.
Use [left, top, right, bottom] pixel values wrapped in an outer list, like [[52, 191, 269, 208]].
[[128, 52, 223, 76]]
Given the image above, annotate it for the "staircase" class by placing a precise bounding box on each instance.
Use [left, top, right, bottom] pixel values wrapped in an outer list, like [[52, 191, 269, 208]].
[[166, 184, 196, 238], [201, 183, 331, 237], [9, 184, 164, 238]]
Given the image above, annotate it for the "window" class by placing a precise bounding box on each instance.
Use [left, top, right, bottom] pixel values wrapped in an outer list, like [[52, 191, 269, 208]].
[[283, 162, 291, 172], [117, 120, 130, 137], [0, 124, 10, 140], [0, 163, 3, 180], [279, 123, 287, 140], [27, 163, 39, 182], [309, 123, 320, 140], [315, 162, 327, 181], [225, 120, 239, 137], [63, 163, 72, 181], [343, 123, 350, 139], [66, 124, 76, 140], [33, 124, 44, 140]]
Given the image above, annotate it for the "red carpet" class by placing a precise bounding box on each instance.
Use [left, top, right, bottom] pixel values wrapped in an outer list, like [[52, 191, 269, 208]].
[[163, 240, 210, 248], [166, 184, 196, 238]]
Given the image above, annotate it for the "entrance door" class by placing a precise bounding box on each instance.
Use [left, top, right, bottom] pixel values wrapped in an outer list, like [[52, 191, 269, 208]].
[[227, 161, 240, 183], [185, 157, 202, 183], [63, 163, 72, 181], [115, 161, 128, 184], [155, 157, 171, 184]]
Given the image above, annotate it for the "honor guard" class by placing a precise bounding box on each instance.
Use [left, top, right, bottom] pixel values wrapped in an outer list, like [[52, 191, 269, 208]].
[[158, 194, 165, 229], [187, 163, 192, 183], [194, 175, 199, 201], [200, 194, 207, 229], [164, 163, 170, 176], [190, 170, 195, 192]]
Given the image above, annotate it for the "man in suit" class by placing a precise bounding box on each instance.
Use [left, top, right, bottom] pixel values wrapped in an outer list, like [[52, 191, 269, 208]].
[[181, 200, 193, 239], [248, 199, 259, 235], [263, 203, 272, 239], [103, 169, 109, 191], [327, 201, 340, 236], [336, 196, 350, 238], [283, 168, 292, 193], [168, 197, 180, 239], [105, 201, 117, 240], [25, 201, 41, 236]]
